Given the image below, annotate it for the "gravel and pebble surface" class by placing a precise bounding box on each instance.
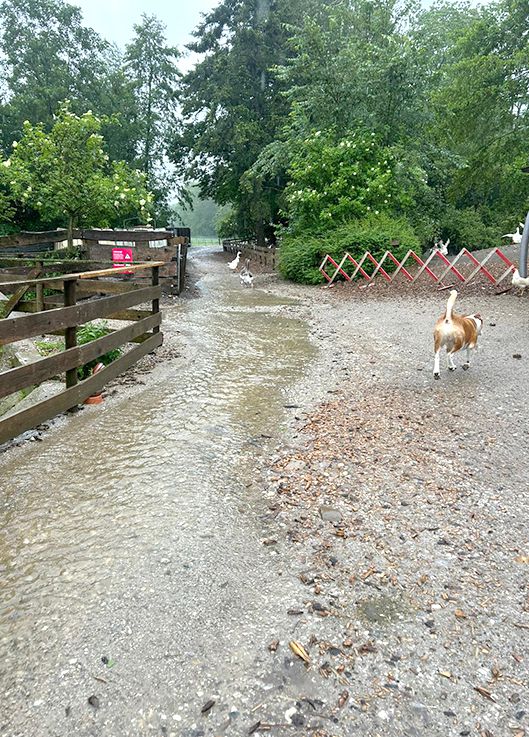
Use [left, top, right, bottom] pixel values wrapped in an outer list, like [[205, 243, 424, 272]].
[[252, 275, 529, 736], [1, 251, 528, 737]]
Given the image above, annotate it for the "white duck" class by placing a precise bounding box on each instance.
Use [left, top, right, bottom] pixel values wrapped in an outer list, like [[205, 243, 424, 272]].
[[239, 259, 254, 287], [512, 268, 529, 295], [502, 226, 522, 244], [428, 238, 449, 257], [228, 251, 241, 270], [437, 238, 450, 256]]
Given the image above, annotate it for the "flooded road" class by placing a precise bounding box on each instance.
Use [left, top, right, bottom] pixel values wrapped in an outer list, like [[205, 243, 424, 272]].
[[0, 250, 318, 737]]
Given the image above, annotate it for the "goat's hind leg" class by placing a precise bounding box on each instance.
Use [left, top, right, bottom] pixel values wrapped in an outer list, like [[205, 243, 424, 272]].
[[462, 345, 473, 370], [447, 351, 457, 372], [433, 348, 441, 379]]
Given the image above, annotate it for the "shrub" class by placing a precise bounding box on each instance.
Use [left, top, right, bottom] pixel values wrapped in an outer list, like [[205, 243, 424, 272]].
[[283, 131, 409, 238], [439, 207, 498, 251], [279, 214, 420, 284], [76, 322, 122, 380]]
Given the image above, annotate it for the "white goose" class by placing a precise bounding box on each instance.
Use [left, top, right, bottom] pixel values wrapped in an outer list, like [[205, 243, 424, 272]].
[[228, 251, 241, 270], [502, 226, 522, 244], [239, 259, 254, 287], [512, 268, 529, 295]]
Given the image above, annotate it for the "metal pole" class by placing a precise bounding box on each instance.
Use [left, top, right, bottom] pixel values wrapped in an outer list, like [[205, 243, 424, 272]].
[[519, 211, 529, 278]]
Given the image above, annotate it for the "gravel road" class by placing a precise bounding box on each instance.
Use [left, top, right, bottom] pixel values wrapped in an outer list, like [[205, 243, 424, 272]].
[[257, 276, 529, 737], [1, 251, 528, 737]]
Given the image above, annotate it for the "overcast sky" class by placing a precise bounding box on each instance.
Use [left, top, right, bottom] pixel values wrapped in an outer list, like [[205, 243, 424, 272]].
[[74, 0, 220, 58], [74, 0, 487, 61]]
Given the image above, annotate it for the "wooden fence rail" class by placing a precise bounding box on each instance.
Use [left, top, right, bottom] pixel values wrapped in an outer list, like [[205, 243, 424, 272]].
[[0, 261, 164, 446]]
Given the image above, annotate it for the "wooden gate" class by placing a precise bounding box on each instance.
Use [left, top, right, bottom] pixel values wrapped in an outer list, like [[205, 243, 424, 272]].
[[0, 262, 164, 445]]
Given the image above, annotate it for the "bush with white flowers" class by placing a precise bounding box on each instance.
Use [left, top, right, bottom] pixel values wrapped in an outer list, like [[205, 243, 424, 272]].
[[1, 101, 153, 242]]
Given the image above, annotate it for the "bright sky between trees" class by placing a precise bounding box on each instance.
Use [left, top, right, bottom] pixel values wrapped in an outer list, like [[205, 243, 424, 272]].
[[74, 0, 219, 62]]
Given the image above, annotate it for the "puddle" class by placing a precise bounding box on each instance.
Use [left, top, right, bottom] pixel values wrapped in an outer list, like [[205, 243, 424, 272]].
[[0, 249, 317, 735]]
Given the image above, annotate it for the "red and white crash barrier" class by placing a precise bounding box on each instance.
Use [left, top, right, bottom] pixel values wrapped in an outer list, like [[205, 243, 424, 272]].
[[319, 247, 515, 287]]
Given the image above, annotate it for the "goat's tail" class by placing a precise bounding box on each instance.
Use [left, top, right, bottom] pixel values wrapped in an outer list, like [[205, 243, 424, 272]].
[[445, 290, 457, 323]]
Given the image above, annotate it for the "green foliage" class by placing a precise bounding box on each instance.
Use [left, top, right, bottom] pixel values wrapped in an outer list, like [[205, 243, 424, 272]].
[[279, 214, 419, 284], [0, 0, 111, 140], [439, 207, 499, 251], [2, 103, 153, 236], [1, 0, 528, 260], [76, 322, 122, 380], [125, 14, 181, 206], [172, 0, 304, 244], [283, 131, 413, 236], [35, 339, 63, 356]]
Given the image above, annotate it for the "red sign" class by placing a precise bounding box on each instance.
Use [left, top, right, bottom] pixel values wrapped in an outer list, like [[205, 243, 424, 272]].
[[112, 247, 134, 274]]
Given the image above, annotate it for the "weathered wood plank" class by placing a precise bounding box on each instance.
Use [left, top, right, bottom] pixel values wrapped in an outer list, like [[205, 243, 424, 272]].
[[76, 279, 143, 295], [78, 228, 171, 242], [1, 268, 41, 316], [0, 285, 161, 346], [106, 309, 153, 321], [0, 333, 163, 445], [0, 261, 165, 288], [0, 230, 68, 249], [0, 312, 161, 400]]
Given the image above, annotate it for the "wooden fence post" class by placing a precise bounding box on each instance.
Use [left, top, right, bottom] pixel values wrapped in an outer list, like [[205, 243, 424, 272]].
[[64, 279, 78, 388], [176, 244, 181, 296], [35, 260, 44, 312], [152, 266, 160, 334]]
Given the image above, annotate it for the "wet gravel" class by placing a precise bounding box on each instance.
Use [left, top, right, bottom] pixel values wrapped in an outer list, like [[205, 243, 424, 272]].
[[1, 251, 528, 737], [254, 276, 529, 736]]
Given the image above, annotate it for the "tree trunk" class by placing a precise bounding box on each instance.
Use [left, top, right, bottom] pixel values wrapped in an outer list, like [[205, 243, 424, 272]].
[[256, 217, 265, 249], [67, 215, 74, 250]]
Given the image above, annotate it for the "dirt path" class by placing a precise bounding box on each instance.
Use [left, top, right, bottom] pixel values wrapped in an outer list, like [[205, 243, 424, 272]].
[[1, 251, 528, 737]]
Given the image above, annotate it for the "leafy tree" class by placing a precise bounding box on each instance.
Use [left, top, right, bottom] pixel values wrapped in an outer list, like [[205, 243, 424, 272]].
[[431, 0, 529, 224], [125, 14, 180, 193], [283, 130, 413, 237], [173, 0, 306, 245], [2, 103, 153, 245], [0, 0, 109, 135]]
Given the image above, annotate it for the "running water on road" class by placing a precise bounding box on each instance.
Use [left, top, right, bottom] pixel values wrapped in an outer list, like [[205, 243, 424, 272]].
[[0, 249, 317, 737]]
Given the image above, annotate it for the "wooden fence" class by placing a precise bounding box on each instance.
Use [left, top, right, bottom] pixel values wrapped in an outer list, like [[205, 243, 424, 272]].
[[0, 228, 189, 295], [0, 261, 164, 445], [222, 239, 278, 270]]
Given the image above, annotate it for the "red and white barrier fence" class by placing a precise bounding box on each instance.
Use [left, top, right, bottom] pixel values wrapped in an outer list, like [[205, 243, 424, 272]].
[[319, 247, 515, 288]]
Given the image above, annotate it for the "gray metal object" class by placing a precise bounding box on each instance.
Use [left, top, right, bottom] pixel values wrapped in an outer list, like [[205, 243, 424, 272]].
[[519, 211, 529, 278]]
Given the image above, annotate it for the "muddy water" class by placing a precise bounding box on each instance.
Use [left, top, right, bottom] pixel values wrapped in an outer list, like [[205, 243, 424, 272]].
[[0, 251, 316, 737]]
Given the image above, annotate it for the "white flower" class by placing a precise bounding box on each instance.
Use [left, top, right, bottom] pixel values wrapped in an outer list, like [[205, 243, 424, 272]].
[[12, 141, 18, 148], [114, 200, 119, 207], [3, 159, 11, 167], [314, 130, 321, 137], [375, 210, 379, 214], [120, 193, 126, 199], [139, 198, 146, 206]]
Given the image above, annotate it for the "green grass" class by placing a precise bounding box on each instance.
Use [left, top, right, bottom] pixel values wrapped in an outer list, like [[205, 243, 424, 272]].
[[191, 236, 220, 247], [35, 339, 64, 356]]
